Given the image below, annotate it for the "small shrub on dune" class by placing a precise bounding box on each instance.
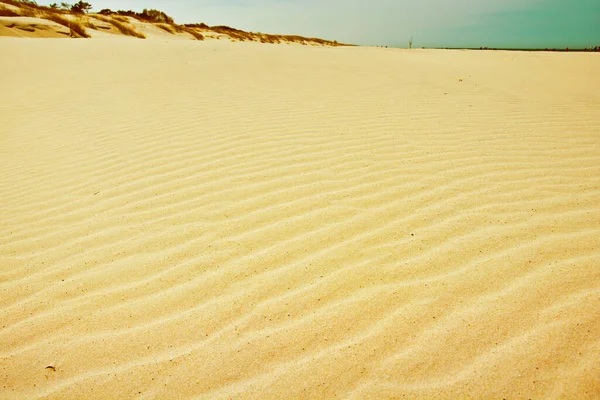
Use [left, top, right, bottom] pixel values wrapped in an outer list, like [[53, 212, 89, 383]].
[[139, 8, 173, 24], [70, 1, 91, 14], [96, 7, 175, 25]]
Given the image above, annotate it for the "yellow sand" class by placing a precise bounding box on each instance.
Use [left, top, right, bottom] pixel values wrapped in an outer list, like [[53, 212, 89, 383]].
[[1, 38, 599, 399], [0, 17, 70, 38]]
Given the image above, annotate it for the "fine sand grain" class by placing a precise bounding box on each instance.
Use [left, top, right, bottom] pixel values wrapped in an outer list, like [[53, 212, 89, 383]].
[[1, 38, 599, 399]]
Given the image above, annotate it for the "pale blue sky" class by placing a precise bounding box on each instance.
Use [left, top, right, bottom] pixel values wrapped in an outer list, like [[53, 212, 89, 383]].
[[43, 0, 600, 48]]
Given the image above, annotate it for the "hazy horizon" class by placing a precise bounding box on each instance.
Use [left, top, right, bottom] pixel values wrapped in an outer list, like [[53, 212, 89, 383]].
[[37, 0, 600, 48]]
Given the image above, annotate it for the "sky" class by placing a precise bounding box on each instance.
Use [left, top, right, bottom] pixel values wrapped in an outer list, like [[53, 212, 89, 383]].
[[41, 0, 600, 48]]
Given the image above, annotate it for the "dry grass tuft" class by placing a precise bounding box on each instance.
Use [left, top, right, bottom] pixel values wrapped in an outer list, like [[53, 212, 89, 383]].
[[156, 23, 175, 34], [211, 25, 253, 41], [93, 14, 145, 38], [42, 12, 89, 38], [179, 26, 204, 40], [183, 22, 209, 29], [11, 5, 36, 17], [204, 24, 347, 46], [156, 22, 203, 40], [0, 1, 345, 45], [0, 0, 92, 38], [82, 17, 95, 29], [91, 14, 111, 23], [0, 5, 19, 17], [112, 15, 129, 23], [0, 0, 68, 16], [109, 18, 145, 38]]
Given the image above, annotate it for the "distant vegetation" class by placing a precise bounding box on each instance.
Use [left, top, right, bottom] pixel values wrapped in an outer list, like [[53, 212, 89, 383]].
[[0, 0, 347, 45], [69, 1, 92, 14], [1, 0, 90, 37], [200, 24, 342, 46], [98, 8, 174, 24], [0, 0, 186, 39], [476, 45, 600, 52], [1, 0, 181, 25]]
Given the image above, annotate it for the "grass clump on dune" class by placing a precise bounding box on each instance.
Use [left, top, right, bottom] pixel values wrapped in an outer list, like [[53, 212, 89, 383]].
[[0, 0, 52, 13], [43, 12, 89, 37], [180, 26, 203, 40], [0, 5, 20, 16], [93, 14, 145, 38], [0, 0, 90, 37], [107, 18, 145, 38], [98, 7, 174, 24], [1, 0, 344, 45], [156, 22, 203, 40], [210, 25, 253, 41], [111, 14, 129, 23], [156, 22, 175, 34], [81, 16, 96, 29]]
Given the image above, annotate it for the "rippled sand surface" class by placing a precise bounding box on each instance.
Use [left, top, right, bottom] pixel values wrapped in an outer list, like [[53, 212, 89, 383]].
[[1, 39, 599, 399]]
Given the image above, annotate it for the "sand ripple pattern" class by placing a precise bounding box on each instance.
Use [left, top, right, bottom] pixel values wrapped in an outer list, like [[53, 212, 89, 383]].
[[1, 40, 599, 399]]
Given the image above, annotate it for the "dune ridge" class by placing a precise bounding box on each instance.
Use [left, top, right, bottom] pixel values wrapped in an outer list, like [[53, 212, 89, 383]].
[[0, 0, 347, 45], [1, 39, 599, 399]]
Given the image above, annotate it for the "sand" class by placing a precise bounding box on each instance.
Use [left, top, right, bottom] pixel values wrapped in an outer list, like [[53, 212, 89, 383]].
[[1, 38, 599, 399], [0, 16, 70, 38], [0, 4, 342, 45]]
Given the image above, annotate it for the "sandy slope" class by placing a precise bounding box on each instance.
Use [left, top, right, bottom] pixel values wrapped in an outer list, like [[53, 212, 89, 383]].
[[1, 38, 599, 399], [0, 2, 344, 44], [0, 16, 70, 38]]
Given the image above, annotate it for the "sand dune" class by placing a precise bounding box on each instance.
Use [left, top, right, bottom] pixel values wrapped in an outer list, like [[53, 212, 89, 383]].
[[1, 39, 599, 399], [0, 2, 345, 45]]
